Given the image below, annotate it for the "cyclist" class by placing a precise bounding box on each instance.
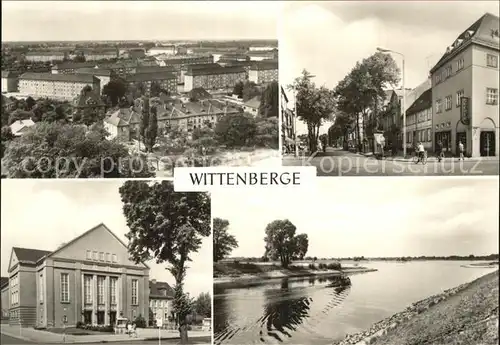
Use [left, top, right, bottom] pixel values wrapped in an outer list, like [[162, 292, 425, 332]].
[[417, 142, 425, 162]]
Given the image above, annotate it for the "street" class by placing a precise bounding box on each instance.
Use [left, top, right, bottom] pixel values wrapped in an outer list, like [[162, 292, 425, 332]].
[[283, 148, 499, 176], [0, 333, 211, 344]]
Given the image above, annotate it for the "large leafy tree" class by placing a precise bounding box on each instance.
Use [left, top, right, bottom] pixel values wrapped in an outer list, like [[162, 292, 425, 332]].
[[145, 105, 158, 152], [290, 70, 335, 153], [214, 113, 257, 148], [3, 122, 154, 178], [264, 219, 308, 268], [119, 181, 211, 343], [102, 78, 127, 107], [259, 81, 279, 118], [193, 292, 211, 318], [140, 97, 150, 149], [213, 218, 239, 262], [242, 81, 261, 102], [293, 233, 309, 260]]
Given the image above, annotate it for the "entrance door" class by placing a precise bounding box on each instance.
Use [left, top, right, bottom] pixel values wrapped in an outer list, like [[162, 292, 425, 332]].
[[84, 311, 92, 324], [97, 311, 105, 325], [109, 311, 116, 326], [456, 132, 467, 156], [480, 131, 495, 156]]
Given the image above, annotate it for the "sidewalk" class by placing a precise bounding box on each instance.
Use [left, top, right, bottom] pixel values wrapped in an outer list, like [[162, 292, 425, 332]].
[[0, 324, 210, 344], [358, 152, 499, 162]]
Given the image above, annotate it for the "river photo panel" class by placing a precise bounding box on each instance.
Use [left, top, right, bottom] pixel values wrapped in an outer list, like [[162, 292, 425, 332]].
[[211, 178, 499, 345]]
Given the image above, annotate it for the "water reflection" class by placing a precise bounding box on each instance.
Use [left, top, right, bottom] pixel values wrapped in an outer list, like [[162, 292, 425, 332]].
[[214, 275, 352, 344]]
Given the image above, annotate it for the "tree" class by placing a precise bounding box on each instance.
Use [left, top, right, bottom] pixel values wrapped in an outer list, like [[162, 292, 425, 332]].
[[242, 81, 261, 102], [1, 126, 14, 158], [252, 117, 278, 149], [73, 55, 86, 63], [232, 81, 244, 98], [151, 82, 162, 97], [259, 81, 278, 118], [213, 218, 238, 262], [119, 181, 211, 343], [3, 122, 154, 178], [140, 97, 150, 150], [145, 106, 158, 152], [193, 292, 211, 318], [25, 96, 36, 111], [263, 219, 308, 268], [214, 113, 257, 148], [102, 78, 127, 107], [290, 70, 335, 153]]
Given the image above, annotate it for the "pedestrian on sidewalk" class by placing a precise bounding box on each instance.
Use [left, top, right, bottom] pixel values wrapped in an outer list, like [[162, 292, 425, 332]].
[[458, 141, 465, 160]]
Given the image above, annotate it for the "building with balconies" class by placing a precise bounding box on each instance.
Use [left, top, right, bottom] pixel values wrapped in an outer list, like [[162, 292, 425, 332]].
[[184, 66, 246, 92], [248, 61, 278, 85]]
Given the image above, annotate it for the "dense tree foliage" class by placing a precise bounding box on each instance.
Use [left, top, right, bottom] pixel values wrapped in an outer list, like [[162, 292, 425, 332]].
[[213, 218, 239, 262], [264, 219, 309, 268], [259, 81, 278, 118], [193, 292, 211, 318], [102, 78, 128, 107]]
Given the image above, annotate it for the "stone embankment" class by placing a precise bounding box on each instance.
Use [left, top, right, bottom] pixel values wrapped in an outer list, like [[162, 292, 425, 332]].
[[333, 270, 499, 345]]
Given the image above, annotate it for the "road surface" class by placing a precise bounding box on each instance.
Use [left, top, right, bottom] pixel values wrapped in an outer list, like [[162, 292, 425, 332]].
[[283, 148, 499, 176], [0, 333, 211, 345]]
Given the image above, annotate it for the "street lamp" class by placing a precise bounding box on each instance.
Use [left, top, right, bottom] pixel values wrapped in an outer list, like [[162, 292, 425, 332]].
[[377, 47, 407, 158], [293, 74, 316, 157]]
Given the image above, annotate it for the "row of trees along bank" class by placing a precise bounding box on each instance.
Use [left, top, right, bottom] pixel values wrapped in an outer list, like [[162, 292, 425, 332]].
[[291, 52, 400, 153]]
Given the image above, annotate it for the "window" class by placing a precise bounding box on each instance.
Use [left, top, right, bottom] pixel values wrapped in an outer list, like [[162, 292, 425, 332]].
[[435, 74, 441, 84], [427, 108, 432, 121], [99, 252, 104, 261], [457, 58, 464, 71], [131, 279, 138, 305], [435, 99, 442, 113], [487, 54, 498, 68], [445, 95, 452, 110], [92, 251, 98, 260], [39, 274, 44, 303], [456, 90, 464, 107], [110, 277, 117, 305], [86, 250, 92, 260], [84, 275, 92, 304], [112, 254, 117, 263], [427, 129, 431, 142], [97, 276, 105, 305], [486, 88, 498, 105], [60, 273, 69, 303], [106, 253, 111, 262]]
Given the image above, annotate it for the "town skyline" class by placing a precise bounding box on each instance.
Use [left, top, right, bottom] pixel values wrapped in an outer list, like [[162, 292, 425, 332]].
[[213, 178, 499, 259], [1, 1, 279, 42], [0, 180, 212, 298]]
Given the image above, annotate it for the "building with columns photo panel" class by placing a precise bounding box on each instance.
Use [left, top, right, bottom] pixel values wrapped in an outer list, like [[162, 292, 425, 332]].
[[7, 223, 150, 328]]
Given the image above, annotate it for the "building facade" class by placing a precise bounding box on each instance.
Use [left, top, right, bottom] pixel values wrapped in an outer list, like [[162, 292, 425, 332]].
[[1, 71, 19, 92], [24, 51, 67, 62], [18, 73, 101, 101], [281, 86, 296, 153], [6, 224, 149, 328], [248, 61, 278, 84], [405, 88, 433, 150], [52, 62, 99, 74], [184, 66, 246, 92], [104, 107, 141, 141], [155, 55, 214, 69], [149, 280, 174, 327], [124, 72, 177, 95], [430, 12, 499, 157]]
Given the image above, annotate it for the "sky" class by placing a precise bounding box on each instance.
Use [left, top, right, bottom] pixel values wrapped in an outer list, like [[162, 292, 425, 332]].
[[1, 1, 279, 41], [280, 1, 500, 134], [0, 180, 211, 297], [212, 178, 499, 258]]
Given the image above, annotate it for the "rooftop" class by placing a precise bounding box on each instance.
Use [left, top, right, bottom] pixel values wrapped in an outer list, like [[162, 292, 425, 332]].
[[75, 67, 115, 77], [244, 96, 261, 109], [105, 107, 141, 127], [12, 247, 52, 264], [149, 280, 174, 299], [186, 66, 246, 76], [52, 61, 98, 70], [406, 88, 432, 116], [249, 61, 278, 71], [124, 71, 176, 82], [19, 72, 99, 84]]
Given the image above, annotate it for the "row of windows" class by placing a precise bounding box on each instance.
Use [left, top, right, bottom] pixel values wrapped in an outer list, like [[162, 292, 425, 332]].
[[11, 291, 19, 305], [84, 275, 119, 305], [407, 129, 432, 143], [435, 53, 498, 84], [150, 299, 169, 308], [436, 88, 498, 114], [86, 250, 118, 263], [10, 275, 19, 288], [407, 108, 432, 125]]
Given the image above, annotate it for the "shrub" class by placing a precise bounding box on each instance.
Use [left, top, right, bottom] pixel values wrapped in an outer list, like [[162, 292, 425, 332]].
[[327, 262, 342, 270], [318, 263, 327, 269], [308, 263, 316, 270], [134, 314, 147, 328], [76, 321, 84, 329]]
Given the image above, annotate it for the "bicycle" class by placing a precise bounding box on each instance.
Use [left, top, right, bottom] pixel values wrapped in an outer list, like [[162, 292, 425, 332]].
[[413, 150, 428, 165], [437, 151, 445, 162]]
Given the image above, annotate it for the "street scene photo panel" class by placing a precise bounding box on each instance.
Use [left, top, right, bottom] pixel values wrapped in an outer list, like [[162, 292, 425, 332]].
[[281, 1, 499, 176]]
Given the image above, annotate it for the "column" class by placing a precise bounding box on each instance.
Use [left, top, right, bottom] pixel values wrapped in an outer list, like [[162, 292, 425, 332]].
[[120, 273, 127, 318], [92, 275, 97, 325], [116, 277, 120, 319], [104, 276, 110, 325], [80, 273, 84, 323]]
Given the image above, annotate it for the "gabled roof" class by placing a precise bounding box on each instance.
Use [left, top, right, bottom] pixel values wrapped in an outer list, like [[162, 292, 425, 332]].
[[406, 88, 432, 116], [13, 247, 52, 264], [73, 87, 104, 107], [187, 87, 212, 100], [149, 280, 174, 299], [244, 96, 261, 109], [105, 107, 141, 127], [249, 61, 278, 71], [430, 12, 500, 74], [10, 119, 35, 136]]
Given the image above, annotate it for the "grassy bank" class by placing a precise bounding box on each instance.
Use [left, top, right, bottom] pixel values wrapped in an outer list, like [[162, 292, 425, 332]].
[[333, 270, 499, 345], [213, 261, 376, 288]]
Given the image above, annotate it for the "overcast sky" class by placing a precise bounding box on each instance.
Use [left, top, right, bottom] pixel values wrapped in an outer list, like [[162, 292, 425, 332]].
[[213, 178, 499, 258], [1, 180, 211, 297], [280, 1, 500, 134], [1, 1, 279, 41]]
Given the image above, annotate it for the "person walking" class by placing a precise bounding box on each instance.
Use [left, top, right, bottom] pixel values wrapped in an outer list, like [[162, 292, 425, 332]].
[[458, 141, 465, 161]]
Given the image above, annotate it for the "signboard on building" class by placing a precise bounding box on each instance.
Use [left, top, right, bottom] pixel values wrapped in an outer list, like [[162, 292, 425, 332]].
[[460, 97, 470, 125]]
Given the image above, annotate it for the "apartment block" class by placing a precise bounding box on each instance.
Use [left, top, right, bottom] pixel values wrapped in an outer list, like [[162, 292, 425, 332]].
[[184, 66, 246, 92], [248, 61, 278, 84]]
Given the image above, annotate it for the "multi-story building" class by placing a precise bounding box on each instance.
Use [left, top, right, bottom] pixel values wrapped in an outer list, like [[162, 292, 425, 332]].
[[1, 278, 8, 321], [248, 61, 278, 84], [246, 50, 278, 61], [1, 71, 19, 92], [155, 54, 214, 69], [184, 66, 246, 92], [249, 45, 277, 52], [243, 96, 261, 116], [146, 46, 176, 56], [52, 62, 98, 74], [75, 49, 119, 61], [104, 107, 141, 141], [75, 68, 116, 92], [405, 88, 433, 150], [24, 51, 67, 62], [72, 86, 106, 122], [180, 63, 221, 84], [6, 224, 150, 328], [124, 72, 177, 96], [18, 73, 101, 101], [149, 280, 174, 326], [430, 12, 499, 157], [281, 86, 296, 153]]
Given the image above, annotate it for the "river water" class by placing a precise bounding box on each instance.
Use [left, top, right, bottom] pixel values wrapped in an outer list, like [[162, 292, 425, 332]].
[[213, 261, 497, 345]]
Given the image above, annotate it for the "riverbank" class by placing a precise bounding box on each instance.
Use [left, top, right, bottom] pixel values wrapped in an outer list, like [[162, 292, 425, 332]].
[[461, 261, 499, 268], [333, 269, 499, 345], [214, 262, 376, 288]]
